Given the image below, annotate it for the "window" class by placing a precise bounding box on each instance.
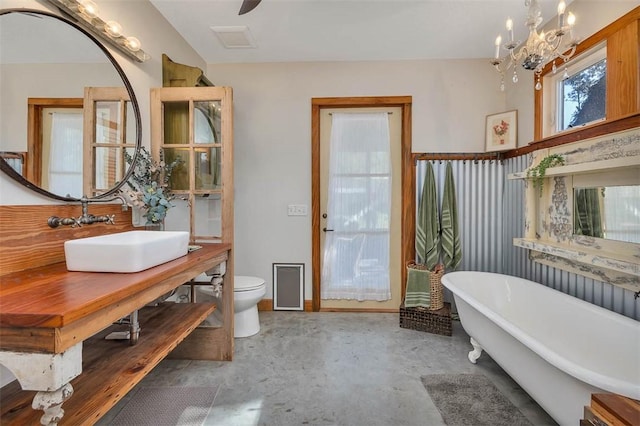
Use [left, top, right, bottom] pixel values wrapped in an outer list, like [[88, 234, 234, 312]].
[[542, 44, 607, 137], [560, 57, 606, 130], [534, 9, 639, 143]]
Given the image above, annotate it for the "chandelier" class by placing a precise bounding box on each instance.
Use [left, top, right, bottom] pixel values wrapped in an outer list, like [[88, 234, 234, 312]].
[[490, 0, 579, 91]]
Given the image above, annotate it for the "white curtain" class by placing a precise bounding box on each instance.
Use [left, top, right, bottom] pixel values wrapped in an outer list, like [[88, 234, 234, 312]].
[[321, 112, 391, 301], [48, 112, 83, 198]]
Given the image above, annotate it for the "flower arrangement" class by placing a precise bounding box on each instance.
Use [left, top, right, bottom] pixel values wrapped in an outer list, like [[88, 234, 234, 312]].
[[121, 147, 182, 225], [492, 119, 510, 144]]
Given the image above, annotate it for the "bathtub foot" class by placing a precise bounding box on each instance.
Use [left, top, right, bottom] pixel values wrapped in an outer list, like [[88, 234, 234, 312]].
[[468, 337, 483, 364]]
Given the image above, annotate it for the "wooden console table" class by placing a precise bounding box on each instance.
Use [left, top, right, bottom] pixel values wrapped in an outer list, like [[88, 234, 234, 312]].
[[0, 243, 231, 425], [0, 204, 234, 425]]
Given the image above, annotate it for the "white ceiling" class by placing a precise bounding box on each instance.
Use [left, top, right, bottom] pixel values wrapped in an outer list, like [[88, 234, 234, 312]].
[[149, 0, 579, 64]]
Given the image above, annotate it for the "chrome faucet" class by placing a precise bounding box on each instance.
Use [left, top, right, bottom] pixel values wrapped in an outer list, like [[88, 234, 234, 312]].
[[77, 196, 115, 225], [47, 195, 122, 228], [108, 193, 130, 211]]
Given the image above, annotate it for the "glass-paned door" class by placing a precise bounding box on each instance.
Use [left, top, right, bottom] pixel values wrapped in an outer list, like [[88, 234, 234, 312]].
[[319, 107, 403, 310], [321, 112, 393, 302], [83, 87, 136, 197], [150, 87, 233, 244]]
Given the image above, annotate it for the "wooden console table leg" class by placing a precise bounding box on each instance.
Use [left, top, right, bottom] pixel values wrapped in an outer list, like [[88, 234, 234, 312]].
[[32, 383, 74, 426], [0, 342, 82, 426], [129, 309, 141, 345]]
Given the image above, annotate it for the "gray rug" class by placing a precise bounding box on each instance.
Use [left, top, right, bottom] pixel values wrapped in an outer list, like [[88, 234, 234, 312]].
[[421, 374, 533, 426], [109, 386, 219, 425]]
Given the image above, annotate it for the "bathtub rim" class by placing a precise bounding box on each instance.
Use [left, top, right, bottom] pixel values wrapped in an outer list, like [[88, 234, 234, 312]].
[[442, 271, 640, 400]]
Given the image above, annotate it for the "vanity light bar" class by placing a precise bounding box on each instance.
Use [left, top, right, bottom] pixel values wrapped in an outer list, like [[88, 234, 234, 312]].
[[45, 0, 150, 63]]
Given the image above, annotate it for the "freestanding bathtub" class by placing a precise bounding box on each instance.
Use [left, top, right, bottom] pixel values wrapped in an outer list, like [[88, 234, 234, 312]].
[[441, 271, 639, 426]]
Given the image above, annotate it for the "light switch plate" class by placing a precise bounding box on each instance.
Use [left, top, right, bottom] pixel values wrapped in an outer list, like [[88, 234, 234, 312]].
[[287, 204, 308, 216]]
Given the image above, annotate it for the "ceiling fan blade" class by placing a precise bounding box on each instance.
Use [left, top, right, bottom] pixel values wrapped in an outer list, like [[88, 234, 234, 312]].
[[239, 0, 262, 15]]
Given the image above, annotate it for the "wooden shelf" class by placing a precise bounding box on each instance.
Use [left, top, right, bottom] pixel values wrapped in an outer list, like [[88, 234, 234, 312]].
[[513, 238, 639, 276], [588, 393, 640, 426], [508, 156, 639, 180], [0, 302, 215, 425], [513, 238, 640, 292], [507, 128, 640, 292]]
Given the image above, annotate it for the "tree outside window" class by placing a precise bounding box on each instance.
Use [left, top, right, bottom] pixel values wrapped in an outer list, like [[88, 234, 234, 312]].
[[561, 59, 607, 130]]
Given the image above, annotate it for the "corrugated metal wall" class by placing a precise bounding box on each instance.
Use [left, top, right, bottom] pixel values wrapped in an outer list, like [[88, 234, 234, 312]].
[[416, 157, 639, 320], [416, 159, 504, 273]]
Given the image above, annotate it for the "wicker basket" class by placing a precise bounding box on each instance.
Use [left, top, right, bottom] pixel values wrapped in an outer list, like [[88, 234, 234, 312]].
[[399, 302, 452, 336], [406, 262, 444, 311], [428, 268, 444, 311]]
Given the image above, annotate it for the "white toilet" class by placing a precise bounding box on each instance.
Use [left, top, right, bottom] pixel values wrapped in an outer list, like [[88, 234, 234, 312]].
[[195, 275, 266, 338], [233, 275, 266, 338]]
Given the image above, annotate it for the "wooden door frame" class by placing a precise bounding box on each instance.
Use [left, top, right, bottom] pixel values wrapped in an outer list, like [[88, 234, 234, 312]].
[[26, 98, 83, 185], [311, 96, 413, 312]]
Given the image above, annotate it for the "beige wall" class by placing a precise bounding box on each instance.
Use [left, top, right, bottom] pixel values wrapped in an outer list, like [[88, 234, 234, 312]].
[[208, 0, 637, 300], [1, 63, 122, 152], [206, 58, 505, 299]]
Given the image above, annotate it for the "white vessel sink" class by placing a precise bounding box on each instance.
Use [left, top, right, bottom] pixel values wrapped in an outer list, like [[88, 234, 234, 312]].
[[64, 231, 190, 273]]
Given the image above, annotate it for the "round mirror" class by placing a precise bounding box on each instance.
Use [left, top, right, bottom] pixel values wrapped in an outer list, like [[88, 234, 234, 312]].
[[0, 8, 141, 201]]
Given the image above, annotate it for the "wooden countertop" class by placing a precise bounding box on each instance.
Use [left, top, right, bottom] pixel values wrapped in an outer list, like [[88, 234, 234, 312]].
[[0, 243, 231, 353]]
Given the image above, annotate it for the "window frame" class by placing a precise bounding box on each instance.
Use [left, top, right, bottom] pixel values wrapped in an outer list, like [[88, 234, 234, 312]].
[[542, 43, 607, 137], [533, 7, 639, 146]]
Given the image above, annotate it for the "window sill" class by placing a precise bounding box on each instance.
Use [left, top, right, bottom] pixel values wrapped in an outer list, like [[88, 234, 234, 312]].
[[504, 113, 640, 159], [531, 113, 640, 148]]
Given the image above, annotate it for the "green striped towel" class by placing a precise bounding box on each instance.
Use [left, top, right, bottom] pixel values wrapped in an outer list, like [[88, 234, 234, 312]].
[[404, 266, 431, 308], [441, 162, 462, 269], [416, 162, 440, 270]]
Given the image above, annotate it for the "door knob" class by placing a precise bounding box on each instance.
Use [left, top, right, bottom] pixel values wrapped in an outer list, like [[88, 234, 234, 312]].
[[323, 227, 334, 232]]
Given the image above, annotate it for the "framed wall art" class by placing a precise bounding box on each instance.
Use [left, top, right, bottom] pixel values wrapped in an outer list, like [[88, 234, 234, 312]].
[[485, 110, 517, 152]]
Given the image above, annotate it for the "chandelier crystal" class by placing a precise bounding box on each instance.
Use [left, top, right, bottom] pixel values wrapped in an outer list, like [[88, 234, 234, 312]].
[[490, 0, 579, 91]]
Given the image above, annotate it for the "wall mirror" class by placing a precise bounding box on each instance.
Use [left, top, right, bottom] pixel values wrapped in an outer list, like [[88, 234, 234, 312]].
[[573, 184, 640, 244], [0, 8, 141, 201], [512, 126, 639, 291]]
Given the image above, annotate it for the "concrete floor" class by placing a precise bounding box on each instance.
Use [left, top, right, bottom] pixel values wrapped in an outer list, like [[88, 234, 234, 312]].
[[99, 311, 557, 426]]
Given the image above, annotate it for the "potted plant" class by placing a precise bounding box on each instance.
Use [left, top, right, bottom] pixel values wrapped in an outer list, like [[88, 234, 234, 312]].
[[121, 147, 183, 228], [527, 153, 565, 195]]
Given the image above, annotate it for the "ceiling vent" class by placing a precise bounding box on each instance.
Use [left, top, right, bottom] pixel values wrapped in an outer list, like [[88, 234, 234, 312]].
[[210, 26, 257, 49]]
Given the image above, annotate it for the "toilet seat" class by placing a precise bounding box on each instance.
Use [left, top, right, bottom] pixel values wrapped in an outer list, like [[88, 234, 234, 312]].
[[235, 275, 265, 292]]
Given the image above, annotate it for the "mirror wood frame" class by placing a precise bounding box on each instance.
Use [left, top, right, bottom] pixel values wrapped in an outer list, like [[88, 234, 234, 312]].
[[0, 8, 141, 202]]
